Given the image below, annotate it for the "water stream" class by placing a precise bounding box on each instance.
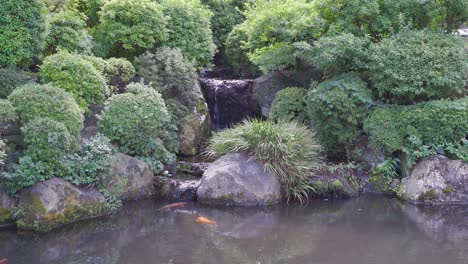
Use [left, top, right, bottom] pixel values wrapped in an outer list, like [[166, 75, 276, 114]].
[[1, 196, 467, 264]]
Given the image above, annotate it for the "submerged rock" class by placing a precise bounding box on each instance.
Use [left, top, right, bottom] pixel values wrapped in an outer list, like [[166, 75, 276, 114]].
[[309, 175, 359, 199], [101, 153, 155, 201], [17, 178, 109, 231], [154, 176, 200, 201], [178, 100, 211, 156], [197, 152, 283, 205], [400, 155, 468, 204], [0, 183, 16, 227]]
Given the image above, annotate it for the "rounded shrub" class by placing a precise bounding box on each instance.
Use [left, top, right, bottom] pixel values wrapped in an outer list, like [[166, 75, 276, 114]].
[[104, 58, 136, 91], [368, 30, 467, 104], [136, 48, 200, 109], [8, 83, 84, 136], [0, 67, 35, 99], [0, 0, 48, 67], [225, 24, 260, 77], [95, 0, 167, 59], [43, 10, 93, 56], [270, 87, 308, 123], [0, 99, 18, 124], [206, 119, 321, 203], [306, 73, 373, 155], [364, 98, 468, 165], [99, 83, 176, 165], [160, 0, 216, 68], [23, 118, 77, 176], [40, 51, 108, 108]]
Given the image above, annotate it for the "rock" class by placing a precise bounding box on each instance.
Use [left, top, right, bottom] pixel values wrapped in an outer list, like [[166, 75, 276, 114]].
[[17, 178, 109, 231], [349, 135, 386, 167], [400, 155, 468, 204], [200, 78, 261, 130], [101, 153, 155, 201], [0, 120, 23, 146], [83, 104, 104, 128], [178, 100, 211, 156], [309, 175, 359, 199], [176, 161, 211, 178], [80, 126, 100, 141], [154, 176, 200, 201], [0, 183, 16, 227], [197, 152, 283, 205]]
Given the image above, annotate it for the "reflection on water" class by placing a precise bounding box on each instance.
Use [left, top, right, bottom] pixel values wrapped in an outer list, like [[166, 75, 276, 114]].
[[0, 196, 467, 264]]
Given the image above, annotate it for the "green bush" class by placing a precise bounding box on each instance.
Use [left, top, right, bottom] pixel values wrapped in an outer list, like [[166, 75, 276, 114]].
[[307, 33, 370, 77], [99, 83, 176, 170], [2, 156, 49, 195], [80, 55, 107, 73], [8, 83, 84, 136], [306, 73, 373, 155], [206, 119, 321, 203], [0, 0, 48, 67], [0, 99, 18, 124], [159, 0, 215, 68], [0, 67, 35, 99], [76, 0, 109, 28], [43, 0, 76, 12], [40, 51, 109, 108], [95, 0, 167, 59], [23, 118, 78, 176], [368, 30, 467, 104], [136, 48, 200, 109], [270, 87, 308, 123], [225, 24, 260, 77], [242, 0, 325, 73], [104, 58, 136, 91], [364, 98, 468, 165], [43, 10, 93, 56]]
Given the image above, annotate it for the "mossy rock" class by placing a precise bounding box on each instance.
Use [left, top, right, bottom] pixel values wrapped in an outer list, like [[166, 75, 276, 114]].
[[309, 176, 359, 199], [0, 183, 15, 227], [178, 101, 212, 156]]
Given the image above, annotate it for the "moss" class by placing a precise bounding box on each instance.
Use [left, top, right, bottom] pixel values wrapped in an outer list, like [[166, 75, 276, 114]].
[[0, 207, 13, 223], [418, 189, 439, 202], [32, 195, 46, 215], [331, 180, 344, 190], [197, 100, 209, 115], [311, 180, 326, 193], [442, 186, 455, 194]]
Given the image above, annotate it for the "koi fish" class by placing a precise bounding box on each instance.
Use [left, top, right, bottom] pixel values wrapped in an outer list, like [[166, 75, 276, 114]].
[[0, 258, 7, 264], [195, 216, 217, 225], [158, 202, 188, 210]]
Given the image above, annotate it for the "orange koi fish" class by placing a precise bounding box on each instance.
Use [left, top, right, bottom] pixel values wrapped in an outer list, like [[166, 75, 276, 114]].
[[158, 202, 188, 210], [195, 216, 217, 225], [0, 258, 7, 264]]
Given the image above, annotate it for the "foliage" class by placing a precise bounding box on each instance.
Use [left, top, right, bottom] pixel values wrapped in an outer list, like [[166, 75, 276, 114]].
[[95, 0, 167, 59], [368, 30, 467, 104], [159, 0, 216, 68], [136, 48, 200, 109], [76, 0, 109, 28], [63, 134, 114, 186], [206, 119, 321, 203], [0, 67, 35, 99], [40, 51, 109, 108], [224, 24, 259, 77], [165, 98, 190, 129], [103, 58, 136, 91], [23, 118, 78, 177], [81, 55, 107, 73], [0, 99, 18, 124], [43, 0, 77, 12], [307, 33, 370, 77], [99, 83, 176, 168], [306, 73, 374, 155], [0, 0, 48, 67], [364, 98, 468, 166], [8, 83, 84, 136], [270, 87, 308, 123], [2, 156, 49, 195], [370, 158, 400, 192], [242, 0, 325, 73], [43, 10, 93, 56], [201, 0, 246, 49]]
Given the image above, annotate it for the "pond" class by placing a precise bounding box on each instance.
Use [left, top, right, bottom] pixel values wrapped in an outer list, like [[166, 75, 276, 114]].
[[1, 196, 467, 264]]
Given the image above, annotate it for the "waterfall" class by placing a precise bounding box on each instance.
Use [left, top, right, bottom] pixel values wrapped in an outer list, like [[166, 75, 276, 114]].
[[213, 86, 220, 131]]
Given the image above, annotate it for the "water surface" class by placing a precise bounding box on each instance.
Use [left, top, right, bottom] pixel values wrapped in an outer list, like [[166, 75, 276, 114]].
[[1, 196, 467, 264]]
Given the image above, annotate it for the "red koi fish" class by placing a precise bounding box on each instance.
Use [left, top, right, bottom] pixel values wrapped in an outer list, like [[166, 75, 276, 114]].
[[158, 202, 188, 210], [0, 258, 7, 264], [195, 216, 217, 225]]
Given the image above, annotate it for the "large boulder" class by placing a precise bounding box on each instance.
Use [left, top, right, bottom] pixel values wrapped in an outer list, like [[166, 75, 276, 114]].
[[197, 152, 283, 205], [400, 155, 468, 204], [154, 176, 200, 202], [0, 183, 16, 227], [17, 178, 109, 231], [101, 153, 155, 201], [178, 100, 211, 156]]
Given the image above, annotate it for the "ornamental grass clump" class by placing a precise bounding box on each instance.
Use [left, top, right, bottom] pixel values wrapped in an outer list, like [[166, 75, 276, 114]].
[[206, 119, 321, 203]]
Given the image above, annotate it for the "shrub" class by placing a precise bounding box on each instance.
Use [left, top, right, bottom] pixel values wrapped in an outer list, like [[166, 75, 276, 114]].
[[159, 0, 216, 68], [40, 51, 108, 108], [8, 83, 84, 136], [364, 98, 468, 165], [43, 10, 93, 56], [368, 30, 467, 104], [206, 119, 321, 203], [0, 0, 48, 67], [0, 99, 18, 124], [23, 118, 78, 176], [44, 0, 76, 12], [81, 55, 107, 73], [306, 73, 373, 155], [242, 0, 326, 73], [63, 134, 114, 186], [307, 33, 370, 77], [95, 0, 167, 59], [99, 83, 176, 170], [225, 24, 260, 77], [104, 58, 136, 91], [270, 87, 308, 123], [2, 156, 49, 195], [76, 0, 109, 28], [0, 67, 35, 99], [136, 48, 200, 109]]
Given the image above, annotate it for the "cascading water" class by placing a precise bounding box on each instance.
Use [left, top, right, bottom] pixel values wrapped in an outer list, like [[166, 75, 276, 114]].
[[213, 87, 220, 131]]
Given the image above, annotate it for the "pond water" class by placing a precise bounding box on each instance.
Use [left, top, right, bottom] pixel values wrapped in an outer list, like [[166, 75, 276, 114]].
[[1, 196, 467, 264]]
